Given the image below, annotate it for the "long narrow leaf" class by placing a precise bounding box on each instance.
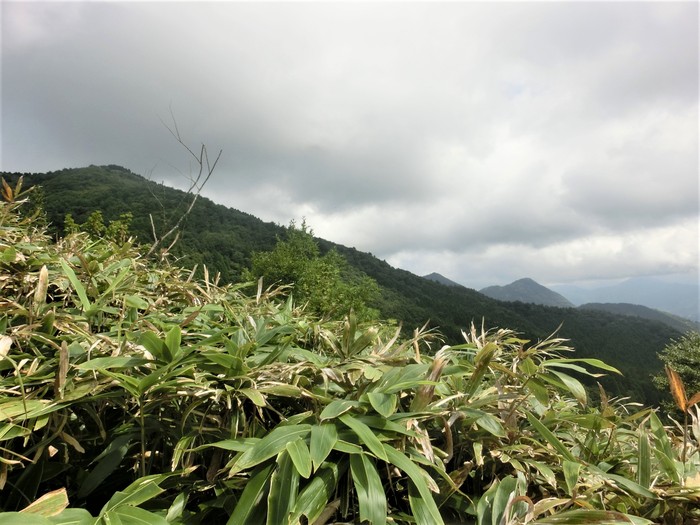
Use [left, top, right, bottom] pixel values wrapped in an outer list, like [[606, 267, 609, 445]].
[[525, 412, 576, 462], [340, 414, 388, 462], [383, 444, 443, 525], [286, 438, 312, 479], [230, 424, 311, 475], [267, 451, 299, 525], [350, 453, 387, 524], [227, 464, 273, 525], [289, 463, 341, 525], [59, 259, 91, 312], [310, 423, 338, 472]]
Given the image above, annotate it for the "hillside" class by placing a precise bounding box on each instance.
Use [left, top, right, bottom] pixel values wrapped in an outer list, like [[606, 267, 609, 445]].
[[480, 277, 575, 308], [2, 166, 684, 404]]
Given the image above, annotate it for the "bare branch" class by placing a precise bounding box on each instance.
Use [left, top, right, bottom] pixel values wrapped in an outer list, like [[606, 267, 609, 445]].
[[146, 112, 222, 258]]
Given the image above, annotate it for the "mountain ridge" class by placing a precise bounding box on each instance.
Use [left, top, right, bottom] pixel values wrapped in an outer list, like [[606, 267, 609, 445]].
[[480, 277, 575, 308]]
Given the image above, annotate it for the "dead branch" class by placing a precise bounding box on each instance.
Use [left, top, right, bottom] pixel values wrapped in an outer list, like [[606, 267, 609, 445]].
[[146, 111, 222, 258]]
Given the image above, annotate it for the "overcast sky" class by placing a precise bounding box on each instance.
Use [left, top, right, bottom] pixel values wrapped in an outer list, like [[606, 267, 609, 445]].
[[2, 1, 698, 289]]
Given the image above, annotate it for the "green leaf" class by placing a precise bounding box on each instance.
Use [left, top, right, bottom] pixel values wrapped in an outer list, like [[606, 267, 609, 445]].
[[310, 423, 338, 471], [227, 464, 273, 525], [165, 492, 187, 523], [320, 399, 361, 420], [99, 476, 165, 515], [383, 444, 443, 525], [75, 357, 148, 370], [367, 392, 397, 418], [48, 508, 96, 525], [125, 295, 149, 310], [0, 514, 53, 525], [239, 387, 266, 407], [286, 438, 312, 479], [525, 411, 576, 462], [475, 413, 506, 437], [637, 428, 651, 489], [59, 259, 91, 312], [563, 460, 580, 496], [548, 370, 587, 405], [545, 358, 621, 375], [78, 436, 133, 499], [164, 325, 181, 361], [267, 451, 299, 525], [289, 463, 341, 525], [350, 453, 387, 524], [231, 424, 311, 474], [339, 414, 388, 462], [101, 506, 169, 525], [139, 332, 168, 362]]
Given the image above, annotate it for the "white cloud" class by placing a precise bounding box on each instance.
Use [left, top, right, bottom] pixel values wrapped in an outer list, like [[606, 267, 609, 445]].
[[1, 1, 697, 288]]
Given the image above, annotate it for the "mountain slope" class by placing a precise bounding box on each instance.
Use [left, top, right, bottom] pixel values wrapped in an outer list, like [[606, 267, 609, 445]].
[[3, 166, 683, 404], [480, 278, 575, 308]]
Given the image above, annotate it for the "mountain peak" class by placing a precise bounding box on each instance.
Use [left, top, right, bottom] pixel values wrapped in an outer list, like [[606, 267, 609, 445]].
[[422, 272, 464, 288], [480, 278, 574, 308]]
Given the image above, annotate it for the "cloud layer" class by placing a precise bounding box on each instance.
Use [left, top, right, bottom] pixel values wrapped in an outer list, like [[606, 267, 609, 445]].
[[2, 1, 698, 288]]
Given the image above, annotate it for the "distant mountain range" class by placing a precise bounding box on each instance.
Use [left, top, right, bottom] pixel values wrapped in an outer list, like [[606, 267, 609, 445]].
[[480, 278, 574, 308], [467, 275, 699, 332], [551, 278, 699, 322]]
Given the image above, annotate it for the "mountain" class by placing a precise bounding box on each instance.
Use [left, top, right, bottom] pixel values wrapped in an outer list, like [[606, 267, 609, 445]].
[[551, 277, 699, 322], [480, 278, 575, 308], [422, 272, 464, 288], [2, 166, 685, 405], [578, 303, 700, 334]]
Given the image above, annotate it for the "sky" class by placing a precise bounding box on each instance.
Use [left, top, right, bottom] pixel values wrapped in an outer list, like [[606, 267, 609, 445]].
[[1, 1, 698, 290]]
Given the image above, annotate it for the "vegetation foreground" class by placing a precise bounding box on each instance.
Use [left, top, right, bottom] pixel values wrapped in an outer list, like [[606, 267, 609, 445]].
[[1, 181, 700, 524]]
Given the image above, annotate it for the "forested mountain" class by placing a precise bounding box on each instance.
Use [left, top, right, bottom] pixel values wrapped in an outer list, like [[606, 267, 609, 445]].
[[552, 277, 700, 322], [579, 302, 700, 334], [480, 277, 575, 308], [2, 165, 684, 404]]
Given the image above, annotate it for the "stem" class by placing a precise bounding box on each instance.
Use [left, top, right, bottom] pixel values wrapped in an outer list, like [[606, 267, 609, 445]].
[[682, 409, 688, 486], [140, 395, 146, 478]]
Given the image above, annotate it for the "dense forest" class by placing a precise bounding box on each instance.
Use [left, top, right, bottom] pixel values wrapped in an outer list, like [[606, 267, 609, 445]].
[[1, 166, 686, 405]]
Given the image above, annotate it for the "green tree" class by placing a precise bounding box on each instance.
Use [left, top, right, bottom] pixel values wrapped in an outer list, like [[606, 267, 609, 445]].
[[653, 331, 700, 405], [245, 220, 380, 320]]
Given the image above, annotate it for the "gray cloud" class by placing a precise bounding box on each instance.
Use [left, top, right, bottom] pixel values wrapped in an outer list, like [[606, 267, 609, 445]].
[[1, 1, 697, 289]]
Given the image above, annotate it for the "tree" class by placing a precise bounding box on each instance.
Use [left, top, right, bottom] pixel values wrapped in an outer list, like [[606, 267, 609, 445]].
[[653, 331, 700, 406], [245, 220, 380, 320]]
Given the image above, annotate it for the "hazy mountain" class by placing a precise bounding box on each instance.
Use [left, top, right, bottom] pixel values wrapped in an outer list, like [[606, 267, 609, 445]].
[[551, 277, 700, 322], [579, 303, 700, 334], [480, 278, 575, 308], [422, 272, 464, 288]]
